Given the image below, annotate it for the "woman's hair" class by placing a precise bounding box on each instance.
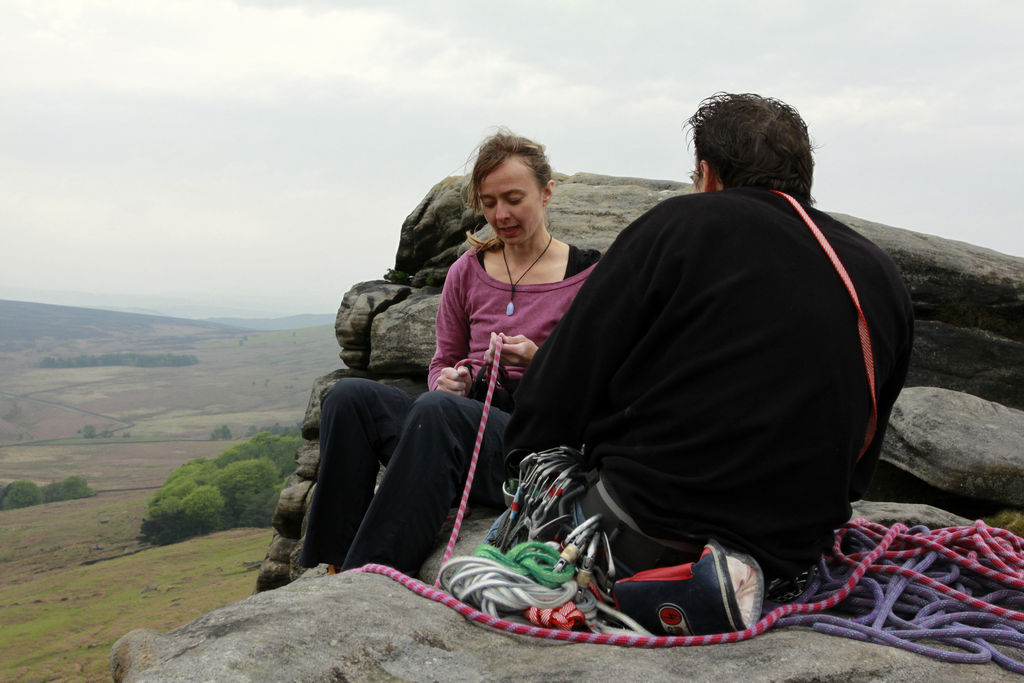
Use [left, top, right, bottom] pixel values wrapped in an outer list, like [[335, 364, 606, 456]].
[[687, 92, 815, 202], [465, 128, 552, 251]]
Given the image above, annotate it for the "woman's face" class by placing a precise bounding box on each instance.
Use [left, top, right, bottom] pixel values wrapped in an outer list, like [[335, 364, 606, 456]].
[[478, 156, 553, 248]]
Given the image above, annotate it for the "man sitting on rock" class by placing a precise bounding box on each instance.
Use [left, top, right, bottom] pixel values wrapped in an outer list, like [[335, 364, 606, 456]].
[[503, 92, 915, 633]]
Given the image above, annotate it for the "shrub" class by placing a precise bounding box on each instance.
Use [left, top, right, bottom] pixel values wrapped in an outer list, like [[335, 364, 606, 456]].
[[986, 509, 1024, 538], [42, 475, 95, 503], [139, 496, 188, 545], [42, 481, 64, 503], [141, 432, 299, 544], [181, 485, 225, 533], [2, 480, 44, 509], [210, 425, 233, 440], [58, 475, 95, 500], [215, 432, 302, 479], [214, 459, 279, 527]]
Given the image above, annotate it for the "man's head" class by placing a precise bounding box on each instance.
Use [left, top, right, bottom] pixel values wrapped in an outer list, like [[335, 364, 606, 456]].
[[687, 93, 814, 201]]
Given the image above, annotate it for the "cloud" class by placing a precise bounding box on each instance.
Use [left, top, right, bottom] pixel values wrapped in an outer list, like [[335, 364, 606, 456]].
[[1, 0, 1022, 318], [3, 2, 397, 97], [2, 1, 608, 111]]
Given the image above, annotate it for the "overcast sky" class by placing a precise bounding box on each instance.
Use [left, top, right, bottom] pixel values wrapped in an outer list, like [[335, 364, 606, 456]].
[[2, 1, 1022, 318]]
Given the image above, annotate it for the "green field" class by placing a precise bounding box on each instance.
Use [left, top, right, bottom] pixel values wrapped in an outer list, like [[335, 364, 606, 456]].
[[0, 489, 271, 682], [0, 303, 340, 681]]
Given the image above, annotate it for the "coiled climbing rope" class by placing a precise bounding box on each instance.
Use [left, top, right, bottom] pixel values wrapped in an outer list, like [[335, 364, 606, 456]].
[[438, 542, 580, 618], [774, 519, 1024, 674]]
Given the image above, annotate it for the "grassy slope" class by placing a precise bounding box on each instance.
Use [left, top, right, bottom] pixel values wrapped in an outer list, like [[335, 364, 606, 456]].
[[0, 303, 340, 681], [0, 489, 270, 682]]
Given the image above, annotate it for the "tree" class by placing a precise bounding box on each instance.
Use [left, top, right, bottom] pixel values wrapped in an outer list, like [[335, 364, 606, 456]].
[[140, 496, 187, 545], [210, 425, 233, 441], [150, 458, 214, 508], [2, 480, 44, 509], [214, 459, 278, 526], [41, 475, 95, 503], [59, 475, 95, 500], [143, 432, 296, 544], [181, 485, 225, 533], [233, 486, 279, 528], [214, 432, 301, 479], [42, 481, 64, 503], [81, 425, 97, 439]]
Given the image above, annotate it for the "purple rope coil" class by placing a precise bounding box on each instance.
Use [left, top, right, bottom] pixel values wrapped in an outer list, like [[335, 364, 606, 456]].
[[774, 522, 1024, 674]]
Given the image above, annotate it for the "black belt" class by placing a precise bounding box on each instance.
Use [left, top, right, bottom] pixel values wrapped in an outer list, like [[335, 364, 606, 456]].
[[579, 477, 702, 572]]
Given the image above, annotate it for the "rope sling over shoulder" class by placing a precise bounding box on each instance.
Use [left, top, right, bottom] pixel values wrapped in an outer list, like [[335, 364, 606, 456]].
[[770, 189, 878, 461], [345, 193, 1024, 674]]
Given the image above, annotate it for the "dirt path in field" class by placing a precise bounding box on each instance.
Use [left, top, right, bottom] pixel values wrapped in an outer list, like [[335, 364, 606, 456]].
[[0, 390, 133, 429]]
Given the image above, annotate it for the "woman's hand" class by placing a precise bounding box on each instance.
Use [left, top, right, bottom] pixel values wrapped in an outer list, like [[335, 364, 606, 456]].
[[436, 365, 472, 396], [484, 332, 539, 367]]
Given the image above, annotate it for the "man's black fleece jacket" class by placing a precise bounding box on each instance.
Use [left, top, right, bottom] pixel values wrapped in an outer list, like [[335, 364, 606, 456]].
[[504, 187, 914, 580]]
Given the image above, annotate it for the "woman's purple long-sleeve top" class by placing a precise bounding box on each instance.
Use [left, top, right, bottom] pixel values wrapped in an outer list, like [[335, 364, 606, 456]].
[[428, 249, 596, 390]]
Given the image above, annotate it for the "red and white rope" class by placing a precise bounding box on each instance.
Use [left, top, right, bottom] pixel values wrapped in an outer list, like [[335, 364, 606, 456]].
[[434, 336, 504, 587], [771, 190, 878, 460]]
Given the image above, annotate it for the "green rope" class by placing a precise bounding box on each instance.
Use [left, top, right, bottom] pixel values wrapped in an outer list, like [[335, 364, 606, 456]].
[[475, 542, 574, 589]]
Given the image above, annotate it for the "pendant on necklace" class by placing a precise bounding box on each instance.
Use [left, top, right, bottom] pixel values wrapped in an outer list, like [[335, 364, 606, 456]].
[[506, 301, 514, 316]]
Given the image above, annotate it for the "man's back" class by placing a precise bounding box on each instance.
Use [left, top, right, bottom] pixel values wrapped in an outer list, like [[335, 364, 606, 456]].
[[505, 186, 914, 579]]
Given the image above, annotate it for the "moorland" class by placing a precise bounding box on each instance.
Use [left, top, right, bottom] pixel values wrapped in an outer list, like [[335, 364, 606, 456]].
[[0, 299, 341, 681]]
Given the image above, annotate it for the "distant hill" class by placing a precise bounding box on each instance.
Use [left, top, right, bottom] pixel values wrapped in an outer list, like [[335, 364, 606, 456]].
[[203, 314, 335, 331], [0, 300, 334, 343], [0, 299, 240, 343]]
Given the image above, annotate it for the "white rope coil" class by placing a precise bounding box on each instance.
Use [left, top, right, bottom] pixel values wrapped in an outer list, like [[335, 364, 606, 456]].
[[438, 554, 580, 618]]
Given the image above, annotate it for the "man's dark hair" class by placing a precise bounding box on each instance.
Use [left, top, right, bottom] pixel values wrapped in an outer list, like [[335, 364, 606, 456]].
[[687, 92, 815, 201]]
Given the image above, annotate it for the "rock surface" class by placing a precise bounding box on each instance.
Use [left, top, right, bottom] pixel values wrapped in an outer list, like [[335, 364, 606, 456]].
[[396, 173, 687, 287], [394, 176, 487, 288], [114, 502, 1015, 683], [883, 387, 1024, 506], [391, 176, 1024, 337], [832, 212, 1024, 335], [906, 320, 1024, 410], [334, 281, 412, 368], [367, 288, 442, 375]]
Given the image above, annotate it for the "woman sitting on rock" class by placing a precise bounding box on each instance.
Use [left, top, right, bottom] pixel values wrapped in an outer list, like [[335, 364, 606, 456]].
[[300, 129, 600, 575]]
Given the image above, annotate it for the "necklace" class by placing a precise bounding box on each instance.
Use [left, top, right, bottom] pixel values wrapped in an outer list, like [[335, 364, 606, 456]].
[[501, 233, 553, 316]]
